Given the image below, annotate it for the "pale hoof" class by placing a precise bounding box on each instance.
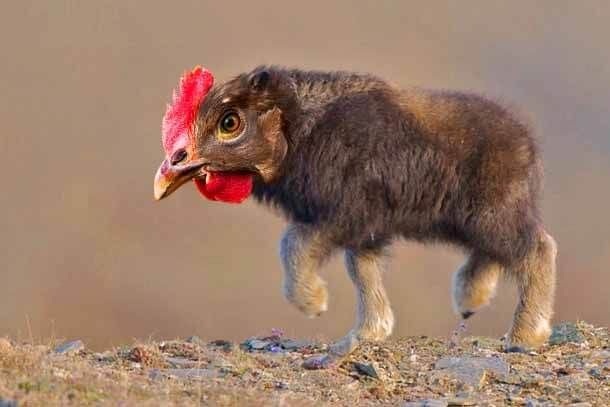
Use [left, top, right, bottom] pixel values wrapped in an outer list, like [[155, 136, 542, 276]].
[[285, 275, 329, 318]]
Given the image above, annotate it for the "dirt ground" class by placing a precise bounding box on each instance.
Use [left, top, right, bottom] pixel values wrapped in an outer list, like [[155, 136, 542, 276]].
[[0, 321, 608, 406]]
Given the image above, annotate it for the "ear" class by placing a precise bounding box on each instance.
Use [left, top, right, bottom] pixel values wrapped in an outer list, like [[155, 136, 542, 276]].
[[249, 70, 271, 91], [255, 107, 287, 182]]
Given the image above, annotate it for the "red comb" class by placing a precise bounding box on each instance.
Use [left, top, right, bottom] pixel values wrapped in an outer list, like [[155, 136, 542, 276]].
[[162, 66, 214, 155]]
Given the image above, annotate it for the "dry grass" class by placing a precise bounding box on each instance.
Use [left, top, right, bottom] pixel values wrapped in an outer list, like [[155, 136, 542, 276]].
[[0, 322, 608, 406]]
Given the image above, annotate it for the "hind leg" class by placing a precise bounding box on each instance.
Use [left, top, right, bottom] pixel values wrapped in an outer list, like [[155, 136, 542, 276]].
[[505, 230, 557, 350], [452, 253, 502, 319], [280, 224, 332, 318]]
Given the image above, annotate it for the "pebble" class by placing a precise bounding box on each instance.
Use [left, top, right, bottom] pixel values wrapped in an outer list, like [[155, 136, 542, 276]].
[[209, 339, 233, 352], [166, 357, 203, 368], [275, 381, 289, 390], [184, 336, 206, 347], [498, 374, 522, 385], [435, 356, 509, 386], [54, 340, 84, 354], [558, 372, 590, 386], [249, 339, 270, 350], [302, 354, 335, 370], [0, 400, 18, 407], [281, 339, 314, 351], [588, 367, 603, 379], [343, 380, 360, 391], [590, 350, 610, 360], [403, 399, 448, 407], [446, 397, 476, 406], [241, 337, 317, 353], [505, 345, 528, 354], [353, 362, 379, 379], [240, 338, 272, 351], [149, 368, 220, 380], [210, 355, 233, 370], [93, 351, 114, 362]]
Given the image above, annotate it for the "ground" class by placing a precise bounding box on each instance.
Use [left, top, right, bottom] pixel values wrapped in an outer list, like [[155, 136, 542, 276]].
[[0, 322, 608, 406]]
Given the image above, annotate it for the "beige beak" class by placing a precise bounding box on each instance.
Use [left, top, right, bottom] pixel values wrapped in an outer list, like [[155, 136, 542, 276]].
[[153, 158, 204, 200]]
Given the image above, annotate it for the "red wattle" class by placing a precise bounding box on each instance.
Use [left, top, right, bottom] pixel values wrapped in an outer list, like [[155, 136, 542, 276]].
[[194, 172, 253, 203]]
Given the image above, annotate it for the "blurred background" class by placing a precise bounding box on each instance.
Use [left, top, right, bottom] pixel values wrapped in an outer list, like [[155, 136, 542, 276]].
[[1, 1, 608, 350]]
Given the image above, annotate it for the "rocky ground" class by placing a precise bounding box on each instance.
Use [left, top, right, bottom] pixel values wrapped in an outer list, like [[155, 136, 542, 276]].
[[0, 322, 608, 406]]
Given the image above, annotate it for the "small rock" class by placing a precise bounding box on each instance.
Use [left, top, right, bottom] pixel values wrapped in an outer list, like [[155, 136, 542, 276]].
[[549, 322, 585, 345], [302, 354, 335, 370], [521, 373, 545, 387], [555, 366, 577, 376], [591, 350, 610, 360], [281, 339, 314, 351], [275, 381, 289, 390], [149, 368, 220, 380], [506, 396, 525, 404], [343, 380, 360, 391], [185, 336, 206, 347], [0, 338, 13, 354], [470, 336, 503, 350], [0, 400, 18, 407], [567, 404, 591, 407], [210, 355, 233, 370], [435, 356, 509, 386], [93, 351, 114, 362], [447, 397, 476, 406], [209, 339, 233, 352], [498, 374, 522, 385], [353, 362, 379, 379], [588, 367, 603, 379], [558, 372, 590, 386], [167, 368, 219, 379], [54, 340, 84, 354], [148, 369, 166, 381], [166, 357, 202, 368], [268, 344, 283, 353], [505, 345, 528, 353], [248, 339, 270, 350], [403, 399, 448, 407]]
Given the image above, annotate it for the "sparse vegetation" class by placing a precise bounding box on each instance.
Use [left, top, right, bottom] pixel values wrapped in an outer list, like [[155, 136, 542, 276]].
[[0, 322, 608, 406]]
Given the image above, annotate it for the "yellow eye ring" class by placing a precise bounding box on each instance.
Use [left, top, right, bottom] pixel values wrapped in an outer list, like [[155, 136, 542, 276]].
[[218, 111, 241, 138]]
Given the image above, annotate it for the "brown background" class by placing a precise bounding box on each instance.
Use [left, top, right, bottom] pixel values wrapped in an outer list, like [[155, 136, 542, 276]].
[[1, 1, 608, 350]]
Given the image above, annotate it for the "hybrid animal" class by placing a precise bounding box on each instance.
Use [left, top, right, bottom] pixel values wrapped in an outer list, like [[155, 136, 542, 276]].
[[153, 66, 557, 366]]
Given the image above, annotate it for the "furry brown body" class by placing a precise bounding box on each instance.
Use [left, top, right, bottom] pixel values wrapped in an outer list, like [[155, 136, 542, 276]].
[[156, 66, 557, 364]]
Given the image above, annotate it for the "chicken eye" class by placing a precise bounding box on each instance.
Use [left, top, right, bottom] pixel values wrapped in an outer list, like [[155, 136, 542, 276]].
[[219, 112, 241, 136]]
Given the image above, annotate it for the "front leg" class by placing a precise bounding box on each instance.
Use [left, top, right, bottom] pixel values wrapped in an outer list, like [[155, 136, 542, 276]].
[[280, 224, 332, 318], [304, 248, 394, 369], [335, 248, 394, 351]]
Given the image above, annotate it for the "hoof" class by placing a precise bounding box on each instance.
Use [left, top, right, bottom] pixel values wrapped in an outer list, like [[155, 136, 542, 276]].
[[504, 345, 529, 354], [285, 275, 329, 318], [461, 310, 475, 319]]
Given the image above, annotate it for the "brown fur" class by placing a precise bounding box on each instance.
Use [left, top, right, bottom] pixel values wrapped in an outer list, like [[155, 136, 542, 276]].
[[161, 66, 558, 361]]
